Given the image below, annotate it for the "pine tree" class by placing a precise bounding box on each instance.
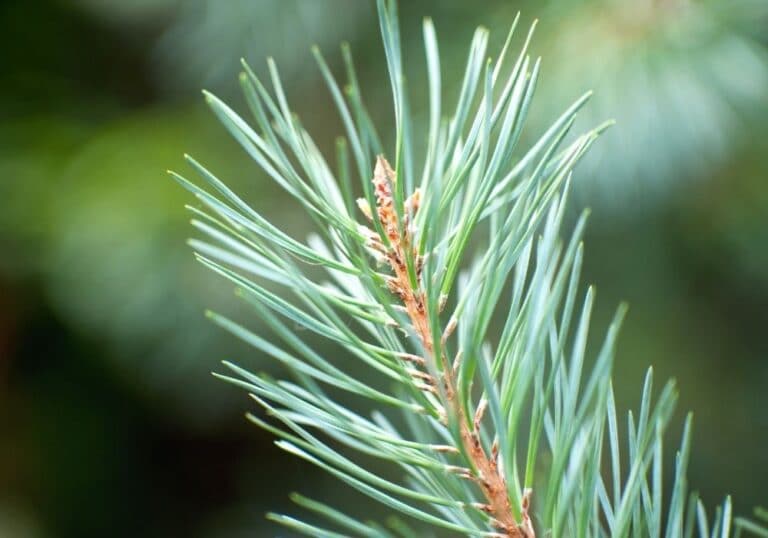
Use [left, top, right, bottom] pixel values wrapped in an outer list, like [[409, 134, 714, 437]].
[[172, 1, 767, 536]]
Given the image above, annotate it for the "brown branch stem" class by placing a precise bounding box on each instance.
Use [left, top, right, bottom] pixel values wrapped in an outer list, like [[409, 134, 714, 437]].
[[363, 156, 535, 538]]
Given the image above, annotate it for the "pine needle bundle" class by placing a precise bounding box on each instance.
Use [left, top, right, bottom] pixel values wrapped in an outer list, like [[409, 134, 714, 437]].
[[172, 1, 766, 536]]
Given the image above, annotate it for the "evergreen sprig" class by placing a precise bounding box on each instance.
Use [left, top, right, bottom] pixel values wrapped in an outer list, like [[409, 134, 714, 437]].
[[172, 1, 764, 536]]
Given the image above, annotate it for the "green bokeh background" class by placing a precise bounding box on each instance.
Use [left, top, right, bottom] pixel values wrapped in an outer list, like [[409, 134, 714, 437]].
[[1, 1, 766, 536]]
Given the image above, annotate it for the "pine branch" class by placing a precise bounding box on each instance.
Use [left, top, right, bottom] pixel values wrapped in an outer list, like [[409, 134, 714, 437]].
[[171, 1, 767, 536]]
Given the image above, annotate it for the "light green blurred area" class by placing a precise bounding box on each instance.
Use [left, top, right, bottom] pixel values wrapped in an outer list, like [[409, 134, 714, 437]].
[[2, 106, 279, 422], [1, 0, 766, 536]]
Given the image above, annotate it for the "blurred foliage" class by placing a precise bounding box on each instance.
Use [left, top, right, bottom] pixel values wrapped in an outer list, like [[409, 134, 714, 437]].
[[533, 0, 768, 207], [1, 0, 767, 536], [152, 0, 372, 96], [75, 0, 373, 98], [1, 106, 288, 423], [679, 139, 768, 293]]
